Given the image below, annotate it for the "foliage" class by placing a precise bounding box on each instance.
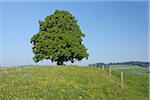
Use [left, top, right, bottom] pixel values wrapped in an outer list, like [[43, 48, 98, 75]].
[[30, 10, 89, 65], [0, 66, 148, 99]]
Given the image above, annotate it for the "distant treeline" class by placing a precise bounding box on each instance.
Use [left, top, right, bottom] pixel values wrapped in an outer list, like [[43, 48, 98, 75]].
[[89, 61, 150, 68]]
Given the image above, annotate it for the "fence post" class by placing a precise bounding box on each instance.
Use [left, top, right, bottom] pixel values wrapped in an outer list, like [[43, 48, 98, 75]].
[[102, 65, 104, 70], [109, 67, 111, 77], [121, 72, 124, 89]]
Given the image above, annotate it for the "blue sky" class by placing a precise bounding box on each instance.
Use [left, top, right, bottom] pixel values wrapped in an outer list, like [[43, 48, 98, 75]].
[[0, 1, 149, 66]]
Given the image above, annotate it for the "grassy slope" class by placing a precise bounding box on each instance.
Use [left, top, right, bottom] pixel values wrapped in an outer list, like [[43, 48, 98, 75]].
[[0, 66, 149, 100]]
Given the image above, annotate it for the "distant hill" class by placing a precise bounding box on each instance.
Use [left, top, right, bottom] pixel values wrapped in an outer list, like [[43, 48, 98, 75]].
[[108, 61, 150, 68], [89, 61, 150, 68]]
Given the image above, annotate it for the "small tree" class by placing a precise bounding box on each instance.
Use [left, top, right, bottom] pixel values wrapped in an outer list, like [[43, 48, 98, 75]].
[[30, 10, 89, 65]]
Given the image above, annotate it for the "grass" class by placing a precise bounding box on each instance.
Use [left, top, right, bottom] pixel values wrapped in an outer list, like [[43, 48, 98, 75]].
[[0, 66, 149, 100]]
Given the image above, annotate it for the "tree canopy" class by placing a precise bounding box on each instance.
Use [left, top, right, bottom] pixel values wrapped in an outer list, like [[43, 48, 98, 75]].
[[30, 10, 89, 65]]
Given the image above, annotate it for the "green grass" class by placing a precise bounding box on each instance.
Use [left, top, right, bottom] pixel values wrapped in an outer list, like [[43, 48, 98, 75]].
[[0, 66, 149, 100]]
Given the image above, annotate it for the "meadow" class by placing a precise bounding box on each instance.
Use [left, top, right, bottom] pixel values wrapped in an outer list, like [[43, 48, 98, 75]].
[[0, 66, 149, 100]]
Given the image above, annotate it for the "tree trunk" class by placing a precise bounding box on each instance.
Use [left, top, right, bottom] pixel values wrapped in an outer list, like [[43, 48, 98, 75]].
[[57, 60, 64, 65]]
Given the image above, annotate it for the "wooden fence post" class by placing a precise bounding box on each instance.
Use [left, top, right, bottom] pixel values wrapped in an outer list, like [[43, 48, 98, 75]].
[[109, 67, 111, 77], [102, 65, 104, 70], [121, 72, 124, 89]]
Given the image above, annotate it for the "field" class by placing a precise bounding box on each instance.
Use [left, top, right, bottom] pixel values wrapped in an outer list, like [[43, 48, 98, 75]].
[[0, 66, 149, 100]]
